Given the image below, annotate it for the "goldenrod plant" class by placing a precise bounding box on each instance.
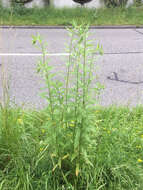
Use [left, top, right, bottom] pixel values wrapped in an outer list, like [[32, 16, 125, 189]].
[[32, 21, 104, 189]]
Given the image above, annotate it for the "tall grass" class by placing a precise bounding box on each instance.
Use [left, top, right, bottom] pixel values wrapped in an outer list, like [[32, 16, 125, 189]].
[[0, 105, 143, 189], [1, 4, 143, 25]]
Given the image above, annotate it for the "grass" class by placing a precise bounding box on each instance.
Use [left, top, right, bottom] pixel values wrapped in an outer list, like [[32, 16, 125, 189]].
[[0, 5, 143, 26], [0, 106, 143, 189]]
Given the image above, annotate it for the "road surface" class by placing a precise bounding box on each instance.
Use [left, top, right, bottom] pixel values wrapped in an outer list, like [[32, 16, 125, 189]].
[[0, 27, 143, 108]]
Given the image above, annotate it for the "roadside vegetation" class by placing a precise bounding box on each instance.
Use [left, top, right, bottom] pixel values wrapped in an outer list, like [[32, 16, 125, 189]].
[[0, 22, 143, 189], [0, 4, 143, 26], [1, 104, 143, 189]]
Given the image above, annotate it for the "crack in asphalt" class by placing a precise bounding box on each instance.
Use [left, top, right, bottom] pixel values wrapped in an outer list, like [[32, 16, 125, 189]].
[[107, 72, 143, 85], [133, 29, 143, 36]]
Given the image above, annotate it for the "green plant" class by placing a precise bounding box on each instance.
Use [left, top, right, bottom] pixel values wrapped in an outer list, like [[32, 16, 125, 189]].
[[104, 0, 127, 7], [32, 21, 104, 189], [1, 6, 143, 26], [0, 64, 49, 190]]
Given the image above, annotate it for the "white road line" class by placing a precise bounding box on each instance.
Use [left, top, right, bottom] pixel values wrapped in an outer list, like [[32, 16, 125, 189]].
[[0, 53, 70, 56], [1, 52, 143, 56]]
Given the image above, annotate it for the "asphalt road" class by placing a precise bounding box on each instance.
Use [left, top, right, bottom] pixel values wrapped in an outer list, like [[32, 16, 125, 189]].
[[0, 28, 143, 108]]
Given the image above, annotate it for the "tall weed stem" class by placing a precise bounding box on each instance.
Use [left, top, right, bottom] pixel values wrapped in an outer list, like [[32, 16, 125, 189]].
[[33, 22, 104, 188]]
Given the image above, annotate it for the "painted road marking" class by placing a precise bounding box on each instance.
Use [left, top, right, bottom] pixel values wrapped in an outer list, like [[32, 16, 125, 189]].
[[0, 53, 70, 56], [0, 51, 143, 57]]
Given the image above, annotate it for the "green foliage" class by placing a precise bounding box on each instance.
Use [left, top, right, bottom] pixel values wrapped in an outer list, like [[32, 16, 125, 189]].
[[1, 6, 143, 26], [1, 104, 143, 189], [104, 0, 128, 7], [32, 21, 104, 188]]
